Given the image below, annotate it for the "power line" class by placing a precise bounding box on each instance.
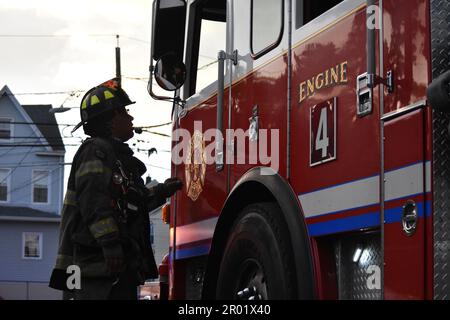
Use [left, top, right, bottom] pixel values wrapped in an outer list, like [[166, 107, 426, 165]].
[[0, 34, 116, 38], [0, 144, 79, 148], [198, 60, 218, 71], [1, 120, 77, 127], [135, 122, 172, 129], [0, 142, 166, 149], [0, 147, 34, 186], [2, 90, 84, 96], [136, 148, 171, 154], [8, 136, 80, 140], [134, 142, 171, 153], [139, 130, 170, 138], [2, 160, 169, 171], [0, 145, 17, 158], [0, 149, 54, 157], [8, 166, 63, 204], [7, 137, 82, 142], [123, 76, 149, 82], [0, 162, 72, 168], [0, 34, 150, 45], [3, 121, 173, 128]]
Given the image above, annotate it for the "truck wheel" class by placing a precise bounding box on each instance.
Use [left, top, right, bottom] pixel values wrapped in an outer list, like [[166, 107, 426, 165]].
[[216, 202, 296, 299]]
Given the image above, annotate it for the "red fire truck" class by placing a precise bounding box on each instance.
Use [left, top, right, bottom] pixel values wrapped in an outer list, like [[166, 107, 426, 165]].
[[148, 0, 450, 300]]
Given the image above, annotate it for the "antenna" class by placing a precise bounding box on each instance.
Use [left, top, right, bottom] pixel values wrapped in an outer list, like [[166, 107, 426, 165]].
[[116, 35, 121, 87]]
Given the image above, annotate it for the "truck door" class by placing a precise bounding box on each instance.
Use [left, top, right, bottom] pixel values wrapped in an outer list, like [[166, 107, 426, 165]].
[[229, 0, 289, 185], [171, 0, 229, 298], [381, 0, 430, 299]]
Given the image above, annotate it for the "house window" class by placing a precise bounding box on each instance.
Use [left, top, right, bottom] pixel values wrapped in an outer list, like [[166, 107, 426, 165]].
[[251, 0, 283, 57], [0, 168, 11, 202], [23, 232, 43, 259], [0, 117, 12, 141], [32, 170, 50, 204]]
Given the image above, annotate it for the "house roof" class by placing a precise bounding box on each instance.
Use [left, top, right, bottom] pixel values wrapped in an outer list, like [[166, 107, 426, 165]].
[[0, 205, 60, 222], [21, 105, 65, 152], [149, 205, 163, 216], [1, 85, 65, 152]]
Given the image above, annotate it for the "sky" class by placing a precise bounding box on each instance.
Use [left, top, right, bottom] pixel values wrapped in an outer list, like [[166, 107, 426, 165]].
[[0, 0, 174, 190]]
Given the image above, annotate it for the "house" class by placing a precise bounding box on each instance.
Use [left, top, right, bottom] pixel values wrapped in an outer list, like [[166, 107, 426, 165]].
[[0, 85, 65, 300]]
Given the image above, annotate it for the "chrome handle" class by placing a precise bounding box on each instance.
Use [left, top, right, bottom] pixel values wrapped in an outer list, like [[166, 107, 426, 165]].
[[216, 50, 238, 172], [402, 200, 418, 236], [357, 73, 373, 117]]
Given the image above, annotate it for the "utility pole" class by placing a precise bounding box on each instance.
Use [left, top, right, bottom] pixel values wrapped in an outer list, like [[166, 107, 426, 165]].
[[115, 34, 121, 87]]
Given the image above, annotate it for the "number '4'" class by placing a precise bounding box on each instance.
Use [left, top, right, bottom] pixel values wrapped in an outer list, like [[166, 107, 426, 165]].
[[316, 108, 329, 158]]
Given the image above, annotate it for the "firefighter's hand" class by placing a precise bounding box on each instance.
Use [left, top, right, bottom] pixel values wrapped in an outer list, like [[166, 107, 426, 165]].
[[161, 177, 183, 198], [102, 243, 125, 275]]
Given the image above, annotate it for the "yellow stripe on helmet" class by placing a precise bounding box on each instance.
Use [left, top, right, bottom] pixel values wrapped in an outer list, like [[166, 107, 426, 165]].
[[104, 90, 115, 100], [90, 95, 100, 106]]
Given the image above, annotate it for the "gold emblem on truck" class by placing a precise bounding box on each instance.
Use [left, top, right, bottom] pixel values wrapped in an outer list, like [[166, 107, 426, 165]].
[[185, 130, 207, 201]]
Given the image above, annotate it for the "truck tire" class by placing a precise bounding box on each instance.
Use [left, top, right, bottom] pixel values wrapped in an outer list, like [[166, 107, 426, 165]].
[[216, 202, 296, 299]]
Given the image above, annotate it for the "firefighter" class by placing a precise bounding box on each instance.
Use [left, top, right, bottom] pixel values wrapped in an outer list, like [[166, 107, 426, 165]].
[[49, 78, 182, 300]]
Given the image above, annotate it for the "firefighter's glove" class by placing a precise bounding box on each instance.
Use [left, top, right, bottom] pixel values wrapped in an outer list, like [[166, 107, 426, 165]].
[[151, 177, 183, 199], [102, 243, 125, 275], [162, 177, 183, 198]]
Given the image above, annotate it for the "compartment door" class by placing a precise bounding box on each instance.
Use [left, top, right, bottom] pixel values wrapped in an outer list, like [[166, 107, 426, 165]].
[[383, 108, 427, 299]]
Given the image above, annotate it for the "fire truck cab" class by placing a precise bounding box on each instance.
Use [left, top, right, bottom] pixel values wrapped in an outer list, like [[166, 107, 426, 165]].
[[149, 0, 450, 300]]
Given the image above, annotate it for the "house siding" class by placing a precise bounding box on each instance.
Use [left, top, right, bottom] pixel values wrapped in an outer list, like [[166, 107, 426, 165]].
[[0, 94, 63, 215], [0, 221, 61, 299], [0, 221, 59, 282]]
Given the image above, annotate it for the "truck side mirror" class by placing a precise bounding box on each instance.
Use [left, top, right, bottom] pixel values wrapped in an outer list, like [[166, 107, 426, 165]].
[[151, 0, 186, 62], [148, 1, 187, 101], [154, 53, 187, 91]]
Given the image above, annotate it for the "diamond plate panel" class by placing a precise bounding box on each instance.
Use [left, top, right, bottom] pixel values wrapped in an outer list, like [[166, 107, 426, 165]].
[[334, 233, 382, 300], [431, 0, 450, 300]]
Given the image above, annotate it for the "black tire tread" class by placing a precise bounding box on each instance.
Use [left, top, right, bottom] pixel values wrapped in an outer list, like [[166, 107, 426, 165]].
[[217, 202, 296, 299]]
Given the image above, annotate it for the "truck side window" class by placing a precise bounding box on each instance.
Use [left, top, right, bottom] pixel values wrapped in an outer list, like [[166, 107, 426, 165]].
[[296, 0, 344, 29], [185, 0, 226, 98], [251, 0, 283, 58], [196, 19, 226, 93]]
